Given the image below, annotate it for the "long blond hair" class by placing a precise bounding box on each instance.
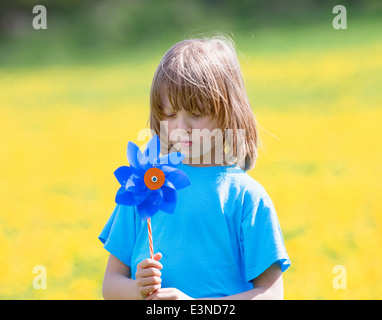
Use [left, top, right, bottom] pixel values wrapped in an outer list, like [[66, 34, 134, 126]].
[[149, 36, 258, 171]]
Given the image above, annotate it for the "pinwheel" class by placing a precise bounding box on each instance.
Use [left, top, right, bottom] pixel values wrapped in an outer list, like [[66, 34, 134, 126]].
[[114, 135, 191, 258]]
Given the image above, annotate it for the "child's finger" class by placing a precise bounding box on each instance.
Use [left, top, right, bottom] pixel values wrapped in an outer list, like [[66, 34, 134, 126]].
[[145, 288, 165, 300], [153, 252, 162, 261], [145, 292, 155, 300], [139, 284, 161, 298], [137, 258, 163, 270], [137, 275, 162, 287], [145, 288, 168, 300], [137, 267, 162, 279]]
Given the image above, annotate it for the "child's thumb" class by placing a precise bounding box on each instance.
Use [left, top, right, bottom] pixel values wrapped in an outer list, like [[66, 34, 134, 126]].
[[153, 252, 162, 261]]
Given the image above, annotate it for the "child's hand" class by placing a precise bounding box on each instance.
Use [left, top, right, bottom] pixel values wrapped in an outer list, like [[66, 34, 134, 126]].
[[145, 287, 194, 300], [135, 252, 163, 299]]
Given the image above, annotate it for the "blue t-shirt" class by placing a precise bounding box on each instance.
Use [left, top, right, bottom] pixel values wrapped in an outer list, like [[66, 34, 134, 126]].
[[99, 163, 290, 298]]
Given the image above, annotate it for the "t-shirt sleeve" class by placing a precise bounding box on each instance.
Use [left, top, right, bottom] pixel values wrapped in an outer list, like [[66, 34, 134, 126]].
[[98, 204, 137, 267], [241, 196, 291, 282]]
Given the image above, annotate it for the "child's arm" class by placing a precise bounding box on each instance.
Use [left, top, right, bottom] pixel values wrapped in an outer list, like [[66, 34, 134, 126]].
[[211, 262, 284, 300], [146, 262, 283, 300], [102, 253, 163, 300]]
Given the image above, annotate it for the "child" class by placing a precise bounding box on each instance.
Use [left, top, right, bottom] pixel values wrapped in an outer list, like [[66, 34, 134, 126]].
[[99, 36, 290, 300]]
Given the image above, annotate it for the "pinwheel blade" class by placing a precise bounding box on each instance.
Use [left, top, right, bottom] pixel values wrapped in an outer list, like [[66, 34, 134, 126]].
[[137, 189, 163, 220], [143, 135, 161, 163], [127, 141, 144, 171], [157, 185, 177, 214], [161, 165, 179, 176], [114, 166, 133, 186], [125, 176, 148, 193], [115, 187, 140, 206], [166, 169, 191, 189], [160, 199, 177, 214], [163, 184, 177, 200], [158, 152, 185, 166]]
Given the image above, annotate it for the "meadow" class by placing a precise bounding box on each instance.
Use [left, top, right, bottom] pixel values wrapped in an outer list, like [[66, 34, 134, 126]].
[[0, 16, 381, 299]]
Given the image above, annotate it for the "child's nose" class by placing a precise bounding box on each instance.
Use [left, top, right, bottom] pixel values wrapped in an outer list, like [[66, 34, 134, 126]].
[[176, 115, 191, 133]]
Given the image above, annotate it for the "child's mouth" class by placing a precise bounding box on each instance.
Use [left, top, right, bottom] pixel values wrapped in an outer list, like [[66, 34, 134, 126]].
[[180, 141, 193, 148]]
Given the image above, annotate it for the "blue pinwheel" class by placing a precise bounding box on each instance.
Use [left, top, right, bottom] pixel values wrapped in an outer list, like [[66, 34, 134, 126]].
[[114, 135, 191, 221]]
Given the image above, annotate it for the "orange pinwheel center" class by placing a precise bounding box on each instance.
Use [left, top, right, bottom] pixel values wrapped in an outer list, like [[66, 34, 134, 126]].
[[144, 167, 165, 190]]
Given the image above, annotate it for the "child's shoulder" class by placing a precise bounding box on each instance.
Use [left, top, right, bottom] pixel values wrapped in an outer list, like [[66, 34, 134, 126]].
[[226, 168, 270, 203]]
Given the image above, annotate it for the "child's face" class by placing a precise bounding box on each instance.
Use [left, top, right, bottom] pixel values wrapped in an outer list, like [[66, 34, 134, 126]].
[[161, 95, 223, 166]]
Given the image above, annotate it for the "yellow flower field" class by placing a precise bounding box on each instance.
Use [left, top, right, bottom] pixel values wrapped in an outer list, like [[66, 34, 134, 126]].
[[1, 27, 381, 299]]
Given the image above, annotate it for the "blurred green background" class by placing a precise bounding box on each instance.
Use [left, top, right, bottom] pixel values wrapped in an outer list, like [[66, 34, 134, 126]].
[[1, 0, 381, 299], [0, 0, 381, 67]]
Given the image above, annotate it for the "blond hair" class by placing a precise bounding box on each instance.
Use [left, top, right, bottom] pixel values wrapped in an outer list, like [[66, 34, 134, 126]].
[[149, 36, 258, 171]]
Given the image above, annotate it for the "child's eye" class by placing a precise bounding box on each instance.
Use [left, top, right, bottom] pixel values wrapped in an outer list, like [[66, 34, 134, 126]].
[[192, 113, 203, 118], [164, 113, 176, 118]]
